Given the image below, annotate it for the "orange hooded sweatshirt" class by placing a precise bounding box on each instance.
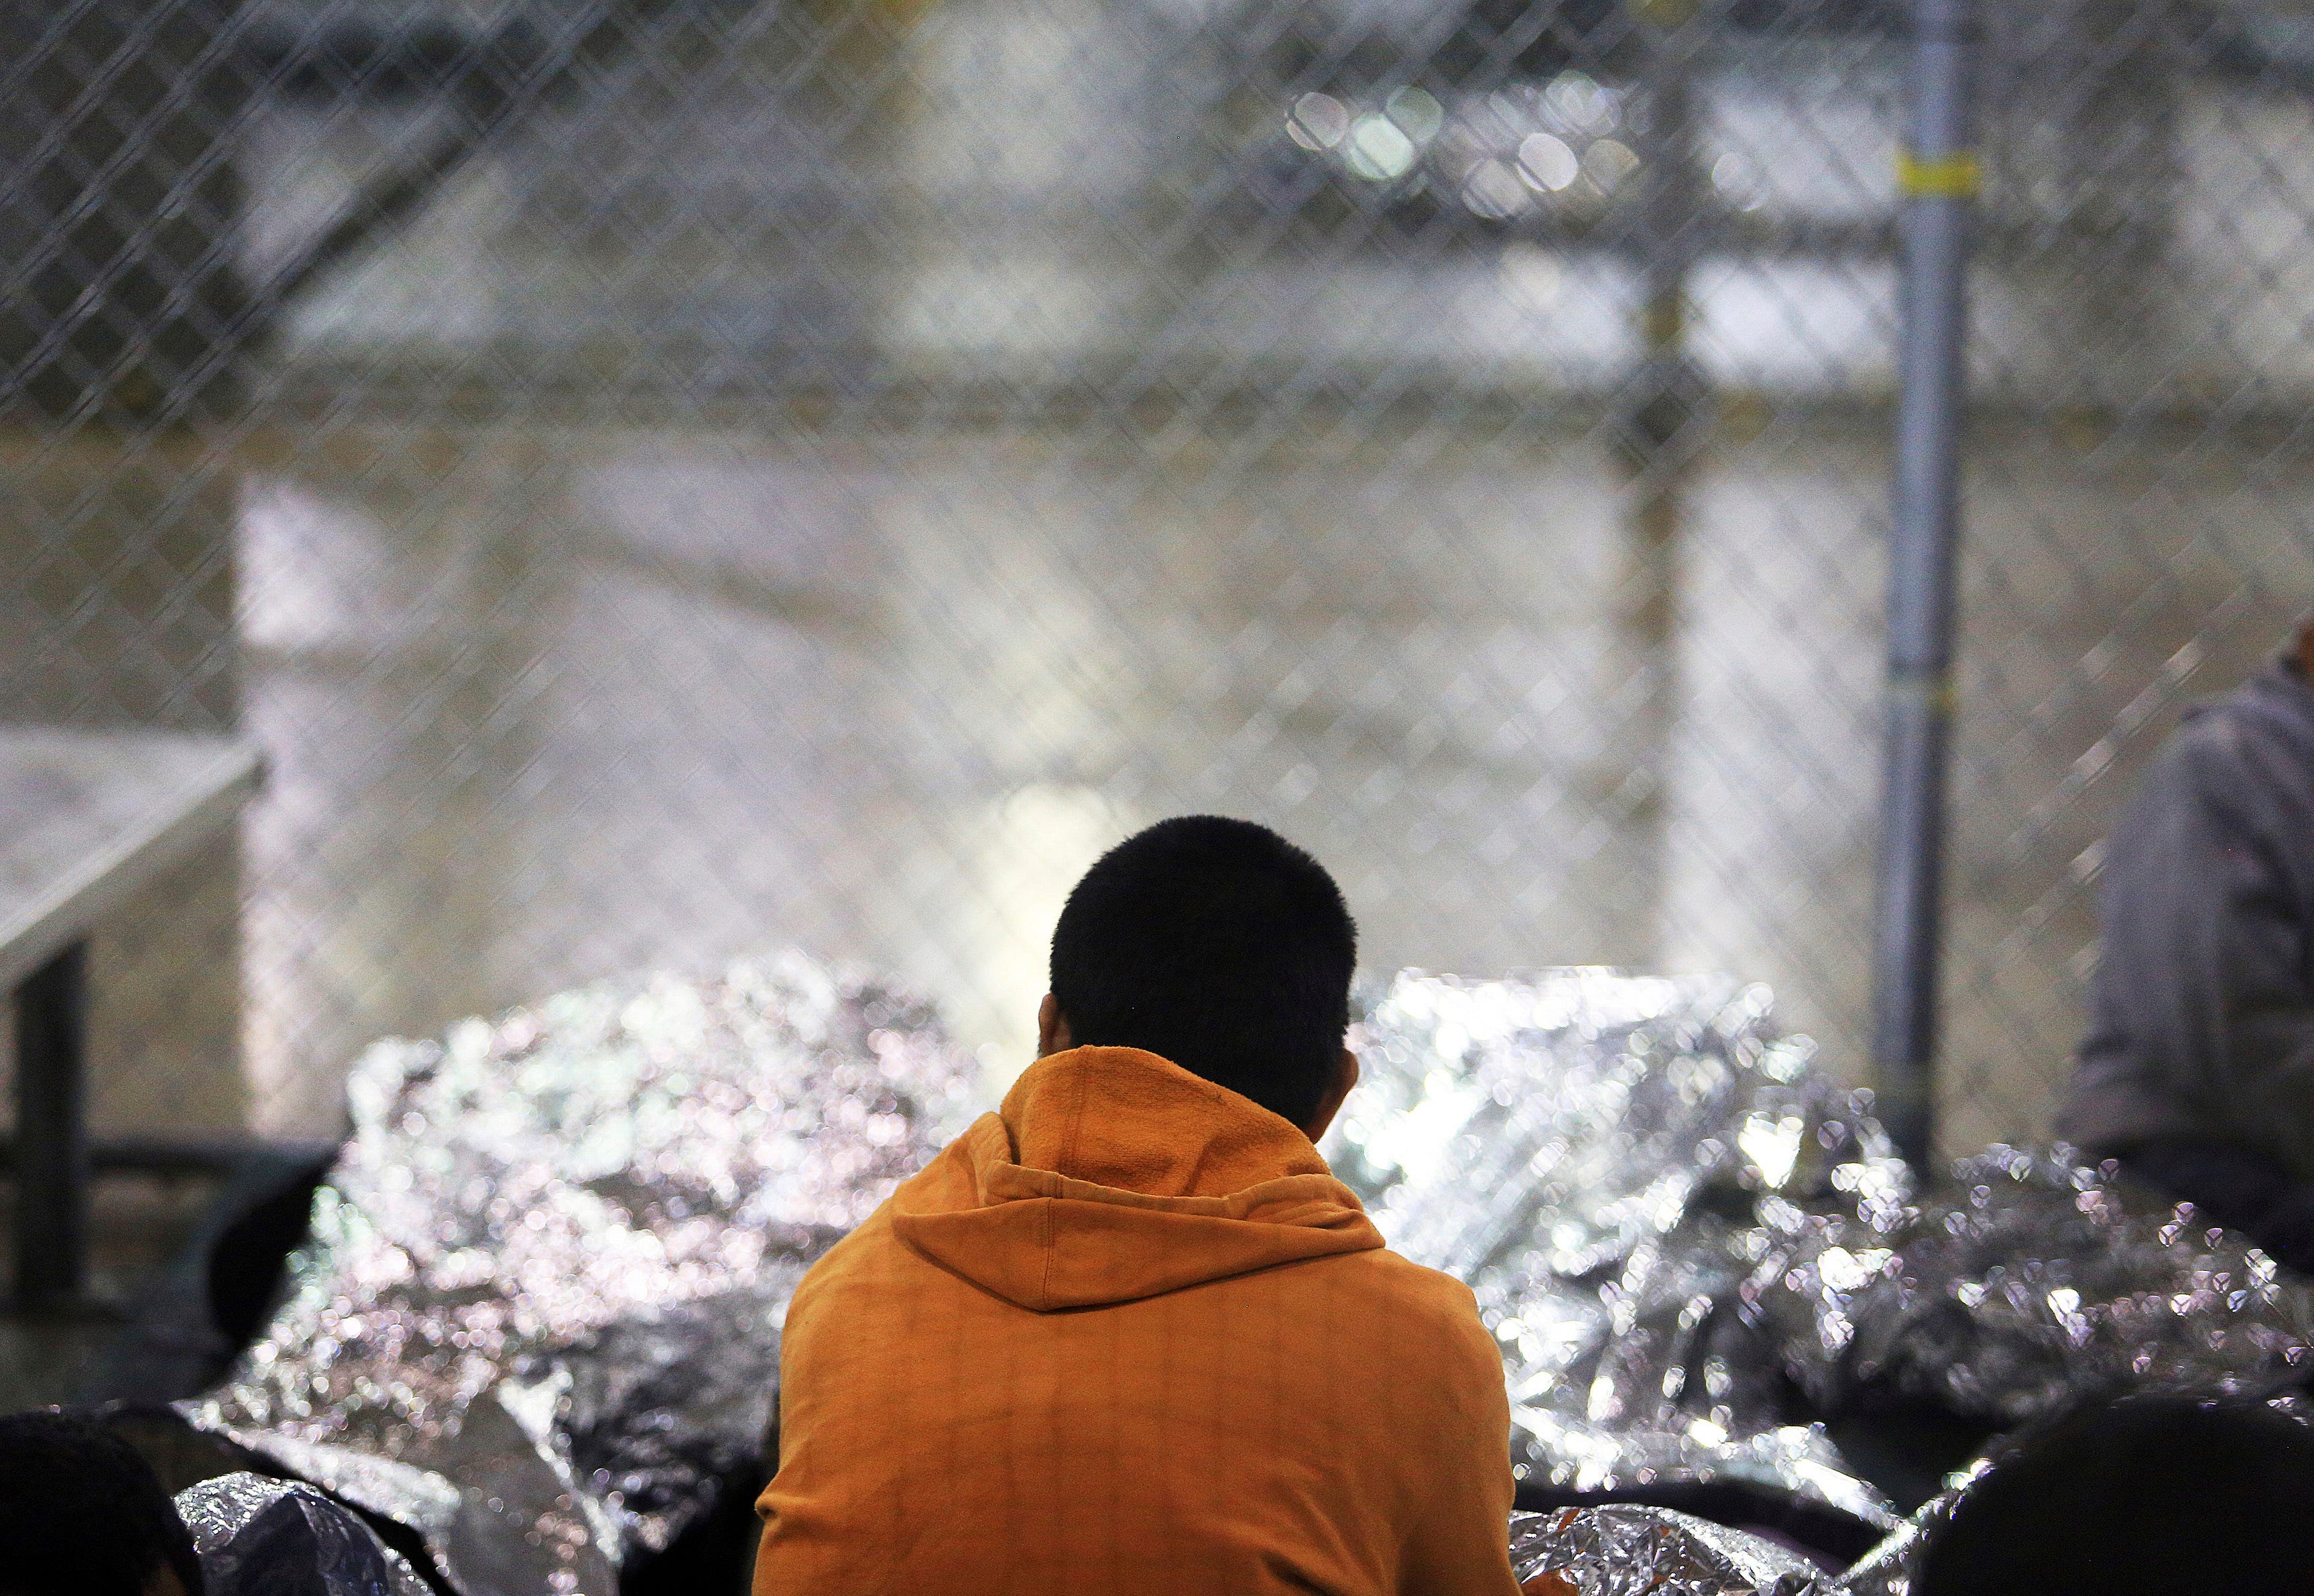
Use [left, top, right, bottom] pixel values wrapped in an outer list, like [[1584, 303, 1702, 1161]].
[[753, 1045, 1522, 1596]]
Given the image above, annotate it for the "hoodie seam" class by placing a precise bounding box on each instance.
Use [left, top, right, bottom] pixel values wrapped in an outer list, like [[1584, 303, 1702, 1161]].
[[1043, 1068, 1090, 1315], [1038, 1197, 1056, 1311]]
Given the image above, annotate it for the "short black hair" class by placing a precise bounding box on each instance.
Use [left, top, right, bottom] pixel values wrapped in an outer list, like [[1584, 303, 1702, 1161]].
[[1048, 816, 1356, 1127], [1915, 1393, 2314, 1595], [0, 1409, 204, 1596]]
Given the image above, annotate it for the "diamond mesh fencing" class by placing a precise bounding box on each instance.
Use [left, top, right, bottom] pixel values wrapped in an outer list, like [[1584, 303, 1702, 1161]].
[[3, 0, 2311, 1165]]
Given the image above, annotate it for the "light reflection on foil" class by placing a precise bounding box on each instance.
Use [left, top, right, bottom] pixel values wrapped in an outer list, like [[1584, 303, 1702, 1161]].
[[181, 953, 978, 1596], [1326, 970, 1910, 1532], [1329, 969, 2314, 1554], [177, 1471, 434, 1596], [1508, 1503, 1825, 1595], [1813, 1146, 2314, 1423], [179, 962, 2314, 1590]]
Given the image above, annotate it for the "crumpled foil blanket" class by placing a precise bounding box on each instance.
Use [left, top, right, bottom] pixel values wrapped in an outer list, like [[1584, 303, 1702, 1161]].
[[180, 953, 979, 1596], [176, 1471, 432, 1596], [1754, 1142, 2314, 1425], [1508, 1504, 1825, 1595], [1325, 969, 2314, 1549], [1323, 970, 1914, 1530], [183, 961, 2314, 1595]]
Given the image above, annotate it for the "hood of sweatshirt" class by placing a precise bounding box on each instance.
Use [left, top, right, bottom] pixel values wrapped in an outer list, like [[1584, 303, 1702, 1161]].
[[890, 1046, 1385, 1311]]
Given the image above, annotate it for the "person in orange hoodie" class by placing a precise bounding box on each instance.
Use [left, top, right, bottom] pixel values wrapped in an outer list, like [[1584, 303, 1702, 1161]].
[[754, 816, 1524, 1595]]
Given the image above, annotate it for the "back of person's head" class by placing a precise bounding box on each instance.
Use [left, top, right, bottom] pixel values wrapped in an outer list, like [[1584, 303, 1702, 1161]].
[[0, 1410, 203, 1596], [1914, 1392, 2314, 1596], [1049, 816, 1356, 1127]]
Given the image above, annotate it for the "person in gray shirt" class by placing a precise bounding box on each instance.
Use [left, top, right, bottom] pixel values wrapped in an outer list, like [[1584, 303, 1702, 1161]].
[[2055, 618, 2314, 1270]]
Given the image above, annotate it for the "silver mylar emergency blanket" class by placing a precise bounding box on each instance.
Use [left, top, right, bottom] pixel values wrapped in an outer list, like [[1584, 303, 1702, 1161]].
[[1323, 970, 1914, 1530], [176, 1471, 434, 1596], [1508, 1504, 1825, 1595], [180, 953, 978, 1596], [1326, 970, 2314, 1566], [184, 962, 2314, 1595], [1501, 1491, 1966, 1596]]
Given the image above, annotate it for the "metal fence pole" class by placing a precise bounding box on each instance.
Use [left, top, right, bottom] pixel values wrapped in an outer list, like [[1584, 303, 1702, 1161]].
[[1611, 0, 1705, 961], [1872, 0, 1978, 1172]]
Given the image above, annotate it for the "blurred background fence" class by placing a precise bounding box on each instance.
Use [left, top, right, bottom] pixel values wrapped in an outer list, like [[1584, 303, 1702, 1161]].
[[5, 0, 2313, 1176]]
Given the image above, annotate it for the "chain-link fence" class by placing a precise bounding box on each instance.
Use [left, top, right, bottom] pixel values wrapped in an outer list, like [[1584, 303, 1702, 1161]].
[[4, 0, 2311, 1170]]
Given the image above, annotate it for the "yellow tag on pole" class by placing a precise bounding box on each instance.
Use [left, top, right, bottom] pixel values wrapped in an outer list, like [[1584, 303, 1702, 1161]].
[[1888, 670, 1959, 718], [1896, 149, 1982, 199]]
